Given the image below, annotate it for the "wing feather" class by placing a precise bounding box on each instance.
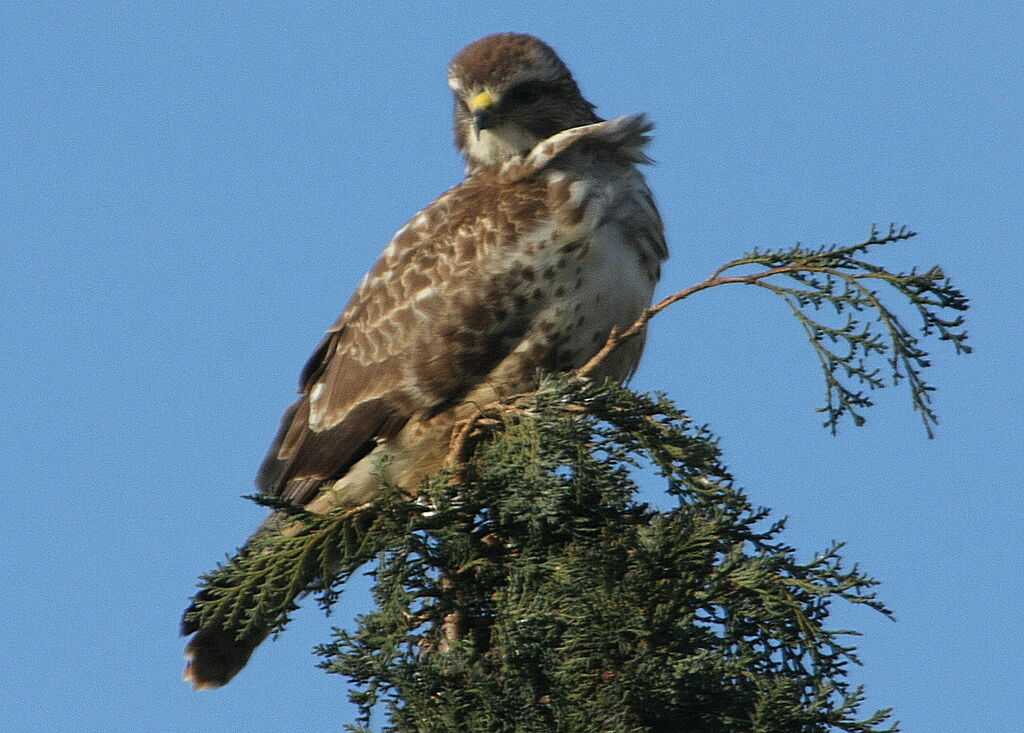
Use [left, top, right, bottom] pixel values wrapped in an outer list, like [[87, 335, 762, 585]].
[[256, 174, 551, 504]]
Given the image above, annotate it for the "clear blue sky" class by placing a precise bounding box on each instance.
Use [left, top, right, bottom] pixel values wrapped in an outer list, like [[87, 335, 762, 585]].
[[3, 3, 1020, 731]]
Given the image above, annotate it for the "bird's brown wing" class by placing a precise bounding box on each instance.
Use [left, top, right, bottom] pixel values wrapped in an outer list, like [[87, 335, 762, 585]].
[[255, 172, 556, 506]]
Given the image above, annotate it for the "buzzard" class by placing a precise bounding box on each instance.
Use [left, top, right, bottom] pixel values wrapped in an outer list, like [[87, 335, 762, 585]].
[[182, 32, 667, 689]]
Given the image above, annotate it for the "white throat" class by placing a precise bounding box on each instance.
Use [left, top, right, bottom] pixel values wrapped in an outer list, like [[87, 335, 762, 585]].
[[465, 123, 541, 169]]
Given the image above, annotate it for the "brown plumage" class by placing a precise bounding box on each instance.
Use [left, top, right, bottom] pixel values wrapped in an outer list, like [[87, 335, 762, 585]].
[[182, 32, 667, 689]]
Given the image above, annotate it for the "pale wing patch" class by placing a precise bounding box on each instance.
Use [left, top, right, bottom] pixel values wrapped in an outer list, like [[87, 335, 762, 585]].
[[505, 114, 654, 180]]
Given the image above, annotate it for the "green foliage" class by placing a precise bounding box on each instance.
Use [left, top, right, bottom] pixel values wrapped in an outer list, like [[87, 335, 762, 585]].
[[185, 228, 972, 730], [703, 225, 970, 436], [183, 493, 387, 645], [315, 378, 897, 732]]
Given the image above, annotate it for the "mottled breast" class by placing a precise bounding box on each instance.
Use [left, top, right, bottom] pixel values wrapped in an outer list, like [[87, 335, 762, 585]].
[[463, 156, 665, 391]]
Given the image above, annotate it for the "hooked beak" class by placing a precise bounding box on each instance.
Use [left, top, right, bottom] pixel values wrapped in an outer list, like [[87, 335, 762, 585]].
[[469, 90, 497, 138]]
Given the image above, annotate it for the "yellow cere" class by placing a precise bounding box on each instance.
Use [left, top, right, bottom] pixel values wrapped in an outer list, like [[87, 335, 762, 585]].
[[469, 90, 495, 112]]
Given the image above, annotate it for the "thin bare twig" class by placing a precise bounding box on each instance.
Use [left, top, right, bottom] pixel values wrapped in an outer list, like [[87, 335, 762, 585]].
[[576, 225, 969, 435], [576, 265, 806, 378]]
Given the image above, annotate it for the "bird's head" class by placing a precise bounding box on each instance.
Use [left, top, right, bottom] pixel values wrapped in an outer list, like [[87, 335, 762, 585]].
[[448, 33, 600, 172]]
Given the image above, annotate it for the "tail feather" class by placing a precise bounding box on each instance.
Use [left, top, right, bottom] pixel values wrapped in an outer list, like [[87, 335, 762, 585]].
[[180, 535, 277, 690], [181, 620, 267, 690], [181, 478, 381, 688]]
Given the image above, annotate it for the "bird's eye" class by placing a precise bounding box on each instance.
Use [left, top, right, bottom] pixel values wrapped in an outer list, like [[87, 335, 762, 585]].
[[506, 82, 544, 106]]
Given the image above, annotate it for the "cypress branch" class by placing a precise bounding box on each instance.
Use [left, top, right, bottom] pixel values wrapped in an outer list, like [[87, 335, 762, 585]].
[[185, 228, 970, 729], [313, 378, 898, 732]]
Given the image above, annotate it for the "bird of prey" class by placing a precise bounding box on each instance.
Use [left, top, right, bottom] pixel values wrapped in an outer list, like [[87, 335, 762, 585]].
[[182, 32, 667, 689]]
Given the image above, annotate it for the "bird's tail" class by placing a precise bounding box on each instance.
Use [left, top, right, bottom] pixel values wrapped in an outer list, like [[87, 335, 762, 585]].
[[180, 513, 292, 690], [181, 592, 269, 689], [181, 498, 381, 689]]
